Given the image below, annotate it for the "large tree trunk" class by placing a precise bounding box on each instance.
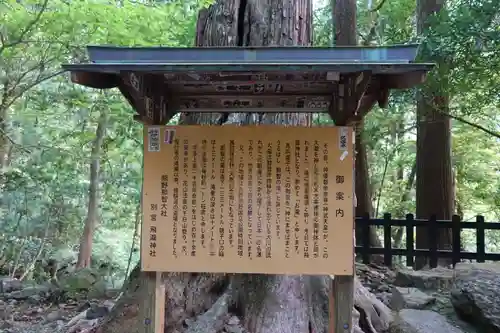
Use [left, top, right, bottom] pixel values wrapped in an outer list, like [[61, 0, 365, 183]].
[[415, 0, 454, 270], [92, 1, 392, 333]]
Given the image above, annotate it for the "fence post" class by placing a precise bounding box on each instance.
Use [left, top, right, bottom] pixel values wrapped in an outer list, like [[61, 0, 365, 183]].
[[361, 213, 371, 264], [383, 213, 392, 267], [452, 215, 461, 266], [476, 215, 486, 263], [405, 214, 414, 267], [428, 215, 438, 268]]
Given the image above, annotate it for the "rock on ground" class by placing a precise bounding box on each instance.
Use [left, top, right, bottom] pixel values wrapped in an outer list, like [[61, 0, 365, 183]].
[[451, 262, 500, 333], [0, 268, 118, 333], [6, 284, 53, 301], [392, 287, 436, 309], [356, 263, 395, 293], [389, 309, 466, 333], [357, 263, 480, 333], [0, 278, 23, 294], [394, 267, 454, 290], [0, 263, 489, 333]]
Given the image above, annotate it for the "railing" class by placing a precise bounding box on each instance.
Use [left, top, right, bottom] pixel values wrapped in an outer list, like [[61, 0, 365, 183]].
[[354, 213, 500, 268]]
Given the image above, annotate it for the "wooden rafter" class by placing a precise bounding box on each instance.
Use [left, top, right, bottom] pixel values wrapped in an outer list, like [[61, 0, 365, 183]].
[[121, 72, 174, 125]]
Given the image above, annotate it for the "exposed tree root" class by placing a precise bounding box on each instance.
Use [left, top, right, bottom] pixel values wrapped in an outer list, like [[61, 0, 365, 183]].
[[64, 269, 391, 333], [353, 276, 392, 333], [184, 282, 233, 333], [307, 275, 331, 333]]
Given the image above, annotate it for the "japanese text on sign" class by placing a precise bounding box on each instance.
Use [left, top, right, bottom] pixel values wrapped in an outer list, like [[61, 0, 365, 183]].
[[142, 126, 354, 275]]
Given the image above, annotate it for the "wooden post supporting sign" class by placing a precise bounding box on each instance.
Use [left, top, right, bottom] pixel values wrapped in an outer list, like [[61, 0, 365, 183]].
[[139, 272, 165, 333], [330, 275, 354, 333]]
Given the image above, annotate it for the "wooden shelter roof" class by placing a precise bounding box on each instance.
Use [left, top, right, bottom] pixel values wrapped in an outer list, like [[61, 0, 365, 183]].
[[62, 44, 434, 125]]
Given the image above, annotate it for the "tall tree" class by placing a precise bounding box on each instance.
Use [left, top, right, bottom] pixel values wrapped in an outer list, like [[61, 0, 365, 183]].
[[93, 1, 390, 333], [188, 3, 314, 331], [76, 106, 108, 268], [332, 0, 381, 249], [415, 0, 454, 269]]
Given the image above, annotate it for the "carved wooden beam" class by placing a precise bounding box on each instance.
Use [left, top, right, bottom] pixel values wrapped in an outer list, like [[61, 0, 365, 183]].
[[353, 71, 371, 115], [120, 72, 175, 125], [109, 70, 405, 124], [353, 94, 377, 122], [328, 71, 371, 126]]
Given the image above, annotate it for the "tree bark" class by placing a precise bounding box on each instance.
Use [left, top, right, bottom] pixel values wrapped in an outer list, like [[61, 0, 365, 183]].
[[76, 108, 108, 268], [333, 0, 357, 45], [415, 0, 454, 269], [393, 161, 417, 250], [186, 3, 316, 332], [0, 107, 9, 170], [333, 0, 381, 250], [353, 124, 381, 249], [92, 1, 392, 333]]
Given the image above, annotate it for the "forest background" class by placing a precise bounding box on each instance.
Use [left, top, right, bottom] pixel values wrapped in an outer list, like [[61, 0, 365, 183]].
[[0, 0, 499, 286]]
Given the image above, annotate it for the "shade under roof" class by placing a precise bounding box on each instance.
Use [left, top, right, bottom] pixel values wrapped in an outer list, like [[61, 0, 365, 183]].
[[62, 44, 433, 124]]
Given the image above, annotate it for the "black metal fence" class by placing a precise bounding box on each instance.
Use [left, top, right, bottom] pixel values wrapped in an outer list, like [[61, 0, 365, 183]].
[[355, 213, 500, 268]]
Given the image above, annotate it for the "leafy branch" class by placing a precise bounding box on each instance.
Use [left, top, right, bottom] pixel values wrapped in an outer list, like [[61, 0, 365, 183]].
[[370, 0, 388, 12], [358, 0, 391, 45], [444, 111, 500, 140], [2, 70, 64, 113], [0, 0, 50, 55]]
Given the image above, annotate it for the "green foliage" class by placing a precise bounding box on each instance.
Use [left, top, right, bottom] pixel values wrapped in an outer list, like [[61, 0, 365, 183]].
[[313, 2, 333, 47], [323, 0, 500, 252], [354, 0, 500, 223], [1, 0, 206, 283], [357, 0, 417, 45]]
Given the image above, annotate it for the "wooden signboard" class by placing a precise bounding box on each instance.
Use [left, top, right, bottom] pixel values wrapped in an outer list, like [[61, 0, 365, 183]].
[[177, 95, 330, 113], [142, 125, 354, 275]]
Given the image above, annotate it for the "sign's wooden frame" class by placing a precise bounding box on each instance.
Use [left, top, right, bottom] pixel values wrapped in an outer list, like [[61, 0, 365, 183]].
[[141, 125, 356, 333]]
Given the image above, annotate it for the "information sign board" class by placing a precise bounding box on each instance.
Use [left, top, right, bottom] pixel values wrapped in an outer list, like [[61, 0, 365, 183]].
[[142, 125, 354, 275]]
